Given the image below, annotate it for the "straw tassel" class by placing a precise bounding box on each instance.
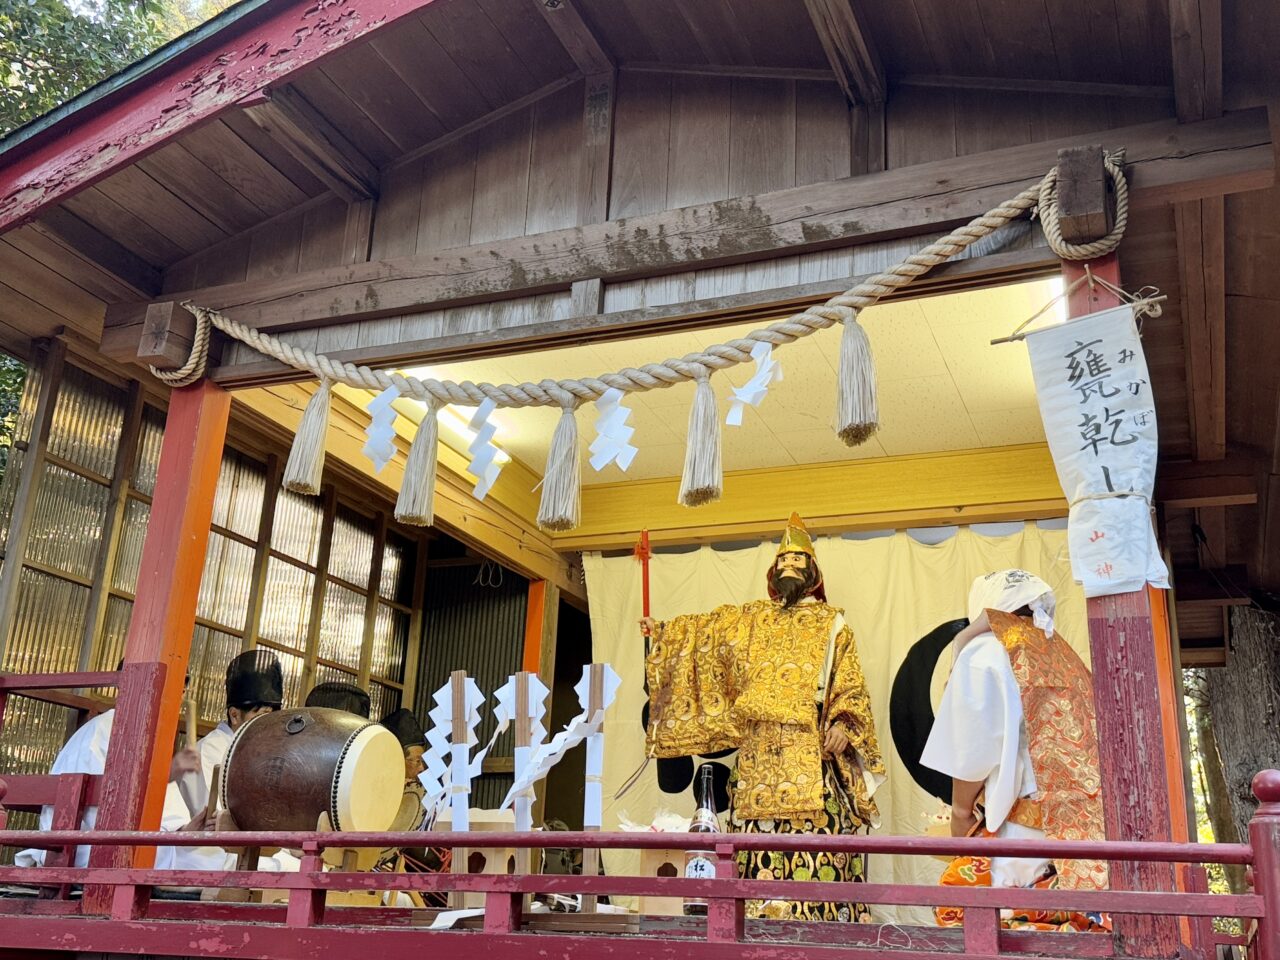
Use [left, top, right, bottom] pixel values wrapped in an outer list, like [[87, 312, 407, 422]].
[[282, 379, 332, 496], [836, 314, 879, 446], [395, 402, 440, 526], [537, 404, 582, 532], [678, 372, 722, 507]]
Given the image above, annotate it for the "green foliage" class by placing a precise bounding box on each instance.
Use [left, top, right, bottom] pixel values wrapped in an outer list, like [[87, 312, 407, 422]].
[[0, 353, 27, 482], [1, 0, 237, 138]]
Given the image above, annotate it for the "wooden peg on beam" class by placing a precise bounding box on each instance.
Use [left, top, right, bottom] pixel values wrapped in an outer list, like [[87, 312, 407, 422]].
[[1054, 145, 1115, 244], [137, 301, 196, 370]]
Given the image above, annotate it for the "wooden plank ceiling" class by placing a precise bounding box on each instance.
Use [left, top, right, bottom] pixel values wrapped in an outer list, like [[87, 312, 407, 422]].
[[0, 0, 1276, 653]]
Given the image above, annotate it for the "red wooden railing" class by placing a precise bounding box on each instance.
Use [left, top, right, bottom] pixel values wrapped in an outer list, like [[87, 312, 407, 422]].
[[0, 670, 1275, 960], [0, 771, 1273, 960]]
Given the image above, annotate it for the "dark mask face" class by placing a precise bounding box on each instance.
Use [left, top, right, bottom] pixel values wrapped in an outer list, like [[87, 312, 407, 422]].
[[768, 557, 819, 608]]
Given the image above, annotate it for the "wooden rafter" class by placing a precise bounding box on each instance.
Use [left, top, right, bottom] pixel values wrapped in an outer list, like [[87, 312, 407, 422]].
[[243, 86, 380, 202], [801, 0, 884, 106], [1170, 0, 1223, 124], [1169, 0, 1226, 463], [98, 107, 1276, 365], [620, 62, 835, 84], [534, 0, 611, 75], [0, 0, 445, 233], [32, 208, 161, 297], [896, 74, 1174, 101]]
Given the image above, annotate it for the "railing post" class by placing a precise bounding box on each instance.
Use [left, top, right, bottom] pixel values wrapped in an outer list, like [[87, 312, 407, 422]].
[[483, 889, 523, 934], [705, 842, 743, 944], [964, 907, 1001, 956], [109, 874, 150, 922], [1248, 770, 1280, 960], [286, 841, 326, 928]]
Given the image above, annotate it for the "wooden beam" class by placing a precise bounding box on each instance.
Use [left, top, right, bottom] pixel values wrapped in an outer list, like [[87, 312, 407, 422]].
[[357, 511, 388, 689], [620, 62, 836, 84], [0, 0, 445, 232], [207, 243, 1057, 387], [386, 76, 581, 174], [554, 443, 1066, 551], [31, 209, 160, 297], [76, 381, 144, 679], [534, 0, 610, 75], [1155, 468, 1253, 507], [1172, 565, 1250, 604], [298, 486, 338, 696], [400, 533, 428, 709], [1054, 145, 1113, 245], [580, 71, 616, 225], [241, 453, 282, 649], [0, 339, 65, 659], [101, 107, 1275, 360], [802, 0, 884, 105], [1170, 0, 1223, 123], [1175, 196, 1227, 460], [895, 74, 1175, 101], [243, 86, 380, 202]]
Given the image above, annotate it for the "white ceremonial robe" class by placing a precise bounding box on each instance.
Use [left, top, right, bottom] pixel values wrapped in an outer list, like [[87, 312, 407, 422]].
[[920, 631, 1050, 888], [15, 709, 115, 868], [158, 720, 300, 874]]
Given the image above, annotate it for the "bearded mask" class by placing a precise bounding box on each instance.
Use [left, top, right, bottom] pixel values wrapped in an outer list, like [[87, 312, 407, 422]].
[[766, 552, 826, 607]]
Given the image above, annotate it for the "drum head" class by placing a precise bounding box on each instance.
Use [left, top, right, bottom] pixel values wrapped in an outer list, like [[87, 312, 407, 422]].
[[333, 724, 404, 832]]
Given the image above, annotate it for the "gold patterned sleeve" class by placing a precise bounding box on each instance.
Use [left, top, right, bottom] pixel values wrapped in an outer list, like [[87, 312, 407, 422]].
[[644, 605, 743, 759], [826, 623, 885, 779]]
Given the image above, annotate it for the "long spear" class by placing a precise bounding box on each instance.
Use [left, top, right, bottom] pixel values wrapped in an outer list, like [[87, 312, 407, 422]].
[[634, 529, 651, 622]]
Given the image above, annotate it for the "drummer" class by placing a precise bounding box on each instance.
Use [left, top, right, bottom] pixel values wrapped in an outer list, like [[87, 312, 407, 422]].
[[15, 664, 204, 870], [379, 708, 427, 781], [159, 650, 285, 874], [305, 680, 370, 718]]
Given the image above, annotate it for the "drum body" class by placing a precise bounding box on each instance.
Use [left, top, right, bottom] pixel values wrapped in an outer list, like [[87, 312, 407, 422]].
[[222, 707, 404, 833]]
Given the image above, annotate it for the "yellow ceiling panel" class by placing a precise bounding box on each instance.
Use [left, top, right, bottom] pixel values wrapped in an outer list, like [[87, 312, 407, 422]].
[[399, 277, 1058, 487]]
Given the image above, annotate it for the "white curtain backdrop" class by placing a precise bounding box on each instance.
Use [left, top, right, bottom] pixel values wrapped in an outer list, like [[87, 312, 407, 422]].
[[583, 522, 1087, 923]]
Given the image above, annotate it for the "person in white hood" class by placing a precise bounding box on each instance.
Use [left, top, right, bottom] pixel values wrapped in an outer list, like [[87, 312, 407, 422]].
[[920, 570, 1108, 931]]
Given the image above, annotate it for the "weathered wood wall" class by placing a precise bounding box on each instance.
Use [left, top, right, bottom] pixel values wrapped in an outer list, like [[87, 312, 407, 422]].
[[188, 75, 1178, 376]]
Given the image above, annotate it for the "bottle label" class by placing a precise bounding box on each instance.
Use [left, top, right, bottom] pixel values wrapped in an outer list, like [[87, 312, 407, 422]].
[[685, 854, 715, 879]]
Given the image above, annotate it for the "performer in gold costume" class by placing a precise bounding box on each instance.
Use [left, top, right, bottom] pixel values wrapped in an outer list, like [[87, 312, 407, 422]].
[[640, 514, 884, 921]]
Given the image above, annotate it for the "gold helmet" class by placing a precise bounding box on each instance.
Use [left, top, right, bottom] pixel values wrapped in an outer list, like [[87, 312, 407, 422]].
[[776, 512, 816, 559]]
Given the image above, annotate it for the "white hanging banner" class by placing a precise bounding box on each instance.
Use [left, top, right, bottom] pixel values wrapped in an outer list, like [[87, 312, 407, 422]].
[[1024, 304, 1169, 597]]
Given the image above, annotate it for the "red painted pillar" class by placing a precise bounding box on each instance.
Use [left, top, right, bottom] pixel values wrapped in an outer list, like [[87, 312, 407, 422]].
[[1064, 256, 1180, 957], [86, 381, 230, 901], [1248, 770, 1280, 960]]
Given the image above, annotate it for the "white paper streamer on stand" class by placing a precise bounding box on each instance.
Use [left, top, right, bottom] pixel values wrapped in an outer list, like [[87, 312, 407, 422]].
[[725, 342, 783, 427], [501, 664, 619, 823], [363, 385, 401, 471], [493, 673, 550, 831], [466, 398, 504, 499], [419, 674, 491, 829], [577, 664, 621, 828], [589, 388, 638, 472]]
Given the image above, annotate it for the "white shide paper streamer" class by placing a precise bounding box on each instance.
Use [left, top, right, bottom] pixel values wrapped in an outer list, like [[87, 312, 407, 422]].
[[363, 384, 401, 472], [466, 398, 504, 500], [726, 342, 783, 427], [589, 388, 638, 473], [493, 673, 550, 832], [501, 664, 620, 827]]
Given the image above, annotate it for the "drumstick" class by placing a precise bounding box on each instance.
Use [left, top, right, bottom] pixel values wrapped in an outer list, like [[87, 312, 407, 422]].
[[184, 698, 198, 750], [205, 765, 221, 824]]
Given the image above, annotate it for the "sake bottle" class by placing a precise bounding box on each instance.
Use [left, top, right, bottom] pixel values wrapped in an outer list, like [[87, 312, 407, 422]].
[[683, 763, 720, 916]]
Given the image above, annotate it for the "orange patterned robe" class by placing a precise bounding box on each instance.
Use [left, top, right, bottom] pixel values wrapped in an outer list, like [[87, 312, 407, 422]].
[[934, 610, 1107, 931]]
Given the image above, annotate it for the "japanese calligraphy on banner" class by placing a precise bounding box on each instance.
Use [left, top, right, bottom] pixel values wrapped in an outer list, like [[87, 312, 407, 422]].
[[1025, 304, 1169, 597]]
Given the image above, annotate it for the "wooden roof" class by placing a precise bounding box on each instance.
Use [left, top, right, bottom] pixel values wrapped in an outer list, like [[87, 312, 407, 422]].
[[0, 0, 1277, 661]]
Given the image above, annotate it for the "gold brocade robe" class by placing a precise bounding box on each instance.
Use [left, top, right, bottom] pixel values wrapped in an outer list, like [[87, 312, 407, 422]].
[[645, 599, 883, 826]]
